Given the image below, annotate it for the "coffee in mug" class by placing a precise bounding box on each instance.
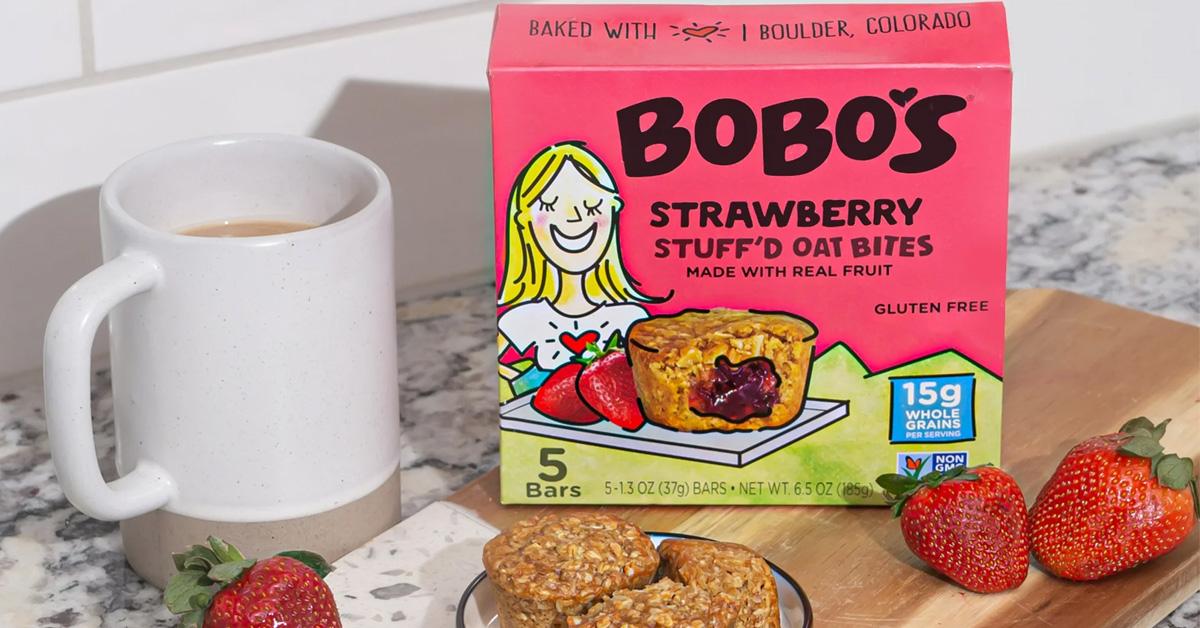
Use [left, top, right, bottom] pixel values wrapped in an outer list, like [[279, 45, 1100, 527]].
[[179, 219, 317, 237]]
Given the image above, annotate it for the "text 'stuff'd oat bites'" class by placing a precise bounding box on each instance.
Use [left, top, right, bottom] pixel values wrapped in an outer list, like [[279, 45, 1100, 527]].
[[488, 3, 1011, 505]]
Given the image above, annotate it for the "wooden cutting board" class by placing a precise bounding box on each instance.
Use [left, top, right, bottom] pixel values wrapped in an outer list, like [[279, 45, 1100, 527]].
[[448, 289, 1199, 628]]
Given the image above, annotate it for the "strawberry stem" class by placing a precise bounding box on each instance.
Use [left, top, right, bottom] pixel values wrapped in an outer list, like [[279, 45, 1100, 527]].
[[1117, 417, 1195, 492], [572, 334, 625, 367], [876, 464, 989, 518]]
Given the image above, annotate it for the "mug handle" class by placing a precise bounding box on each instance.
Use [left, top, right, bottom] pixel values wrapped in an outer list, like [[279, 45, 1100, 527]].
[[43, 252, 175, 521]]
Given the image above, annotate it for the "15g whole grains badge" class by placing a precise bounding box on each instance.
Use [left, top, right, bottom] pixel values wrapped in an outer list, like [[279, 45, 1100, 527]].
[[488, 2, 1011, 505]]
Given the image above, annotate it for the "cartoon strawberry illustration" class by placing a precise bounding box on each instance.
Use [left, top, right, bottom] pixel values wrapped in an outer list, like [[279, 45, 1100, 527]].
[[877, 465, 1030, 593], [165, 536, 340, 627], [1030, 417, 1198, 581], [577, 338, 645, 431], [533, 362, 601, 425]]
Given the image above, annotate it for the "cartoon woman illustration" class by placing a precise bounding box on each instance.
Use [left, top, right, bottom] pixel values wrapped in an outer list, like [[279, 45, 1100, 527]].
[[497, 141, 659, 400]]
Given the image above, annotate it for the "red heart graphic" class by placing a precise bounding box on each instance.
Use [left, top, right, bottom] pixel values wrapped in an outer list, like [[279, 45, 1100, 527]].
[[559, 331, 600, 355], [682, 25, 719, 38]]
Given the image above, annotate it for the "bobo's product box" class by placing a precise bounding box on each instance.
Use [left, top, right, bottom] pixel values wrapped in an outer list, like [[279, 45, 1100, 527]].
[[488, 3, 1010, 505]]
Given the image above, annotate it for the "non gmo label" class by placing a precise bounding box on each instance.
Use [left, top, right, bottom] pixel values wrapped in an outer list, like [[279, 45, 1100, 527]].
[[897, 451, 968, 478], [889, 374, 976, 443]]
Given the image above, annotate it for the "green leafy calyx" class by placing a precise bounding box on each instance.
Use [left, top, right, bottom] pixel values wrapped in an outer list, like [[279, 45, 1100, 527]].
[[276, 550, 335, 579], [572, 333, 624, 366], [876, 464, 988, 518], [1117, 418, 1197, 507], [164, 536, 336, 623]]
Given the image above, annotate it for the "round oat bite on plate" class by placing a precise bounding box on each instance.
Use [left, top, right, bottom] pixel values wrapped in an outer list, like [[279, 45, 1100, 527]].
[[658, 538, 781, 628], [566, 579, 737, 627], [482, 513, 659, 627]]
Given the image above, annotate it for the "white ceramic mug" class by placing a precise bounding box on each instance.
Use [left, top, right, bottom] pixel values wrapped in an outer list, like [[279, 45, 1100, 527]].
[[43, 135, 401, 584]]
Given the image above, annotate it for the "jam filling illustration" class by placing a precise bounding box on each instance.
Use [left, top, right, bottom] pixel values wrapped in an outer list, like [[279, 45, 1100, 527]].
[[689, 356, 782, 423]]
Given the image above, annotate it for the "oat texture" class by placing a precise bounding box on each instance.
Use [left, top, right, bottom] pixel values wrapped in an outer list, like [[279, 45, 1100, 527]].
[[658, 539, 781, 628], [566, 579, 737, 627], [483, 513, 659, 627], [628, 308, 816, 432]]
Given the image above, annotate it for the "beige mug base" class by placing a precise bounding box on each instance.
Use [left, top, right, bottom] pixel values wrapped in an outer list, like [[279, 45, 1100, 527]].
[[121, 464, 403, 589]]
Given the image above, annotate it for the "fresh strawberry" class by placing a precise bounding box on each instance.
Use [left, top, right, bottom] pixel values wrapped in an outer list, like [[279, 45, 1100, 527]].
[[533, 362, 601, 424], [876, 465, 1030, 593], [165, 536, 341, 627], [577, 339, 645, 431], [1030, 417, 1198, 581]]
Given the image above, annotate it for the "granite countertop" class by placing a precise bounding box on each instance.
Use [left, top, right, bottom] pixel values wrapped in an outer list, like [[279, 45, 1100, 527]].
[[1, 124, 1197, 626]]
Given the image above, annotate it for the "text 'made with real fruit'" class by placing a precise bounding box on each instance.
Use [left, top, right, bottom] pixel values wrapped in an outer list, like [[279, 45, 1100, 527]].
[[488, 3, 1012, 505]]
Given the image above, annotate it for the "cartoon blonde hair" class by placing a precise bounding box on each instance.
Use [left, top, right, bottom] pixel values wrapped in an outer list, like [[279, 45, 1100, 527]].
[[498, 141, 658, 306]]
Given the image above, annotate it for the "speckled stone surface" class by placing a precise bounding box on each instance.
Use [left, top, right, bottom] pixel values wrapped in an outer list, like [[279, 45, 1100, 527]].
[[0, 125, 1196, 626], [1008, 126, 1199, 325], [325, 501, 497, 626]]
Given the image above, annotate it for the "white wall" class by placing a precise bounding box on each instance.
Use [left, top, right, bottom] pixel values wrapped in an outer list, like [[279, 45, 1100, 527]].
[[1, 0, 1198, 378]]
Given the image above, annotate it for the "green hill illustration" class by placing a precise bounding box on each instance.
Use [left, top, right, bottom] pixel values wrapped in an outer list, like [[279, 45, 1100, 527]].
[[498, 340, 1003, 506]]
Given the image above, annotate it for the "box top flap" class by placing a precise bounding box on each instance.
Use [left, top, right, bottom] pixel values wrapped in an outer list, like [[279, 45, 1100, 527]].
[[489, 3, 1009, 71]]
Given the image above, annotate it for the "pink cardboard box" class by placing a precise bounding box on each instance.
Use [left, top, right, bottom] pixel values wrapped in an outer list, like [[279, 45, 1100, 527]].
[[488, 3, 1011, 505]]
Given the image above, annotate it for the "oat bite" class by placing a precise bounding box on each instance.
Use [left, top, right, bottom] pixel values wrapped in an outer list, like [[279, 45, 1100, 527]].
[[567, 579, 737, 628], [657, 539, 781, 628], [483, 513, 659, 627], [628, 309, 817, 432]]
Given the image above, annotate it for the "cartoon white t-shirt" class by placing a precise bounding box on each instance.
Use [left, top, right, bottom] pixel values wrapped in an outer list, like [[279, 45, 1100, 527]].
[[499, 300, 649, 370]]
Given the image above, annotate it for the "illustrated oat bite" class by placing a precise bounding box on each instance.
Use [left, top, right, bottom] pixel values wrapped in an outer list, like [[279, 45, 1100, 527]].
[[628, 309, 817, 432], [489, 3, 1011, 505]]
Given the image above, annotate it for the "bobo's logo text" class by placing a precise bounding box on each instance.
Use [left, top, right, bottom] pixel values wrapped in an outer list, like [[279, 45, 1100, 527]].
[[616, 90, 968, 178]]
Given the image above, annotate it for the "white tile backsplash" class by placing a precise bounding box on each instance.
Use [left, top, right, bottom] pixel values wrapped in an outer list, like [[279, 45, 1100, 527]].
[[0, 10, 494, 378], [0, 0, 82, 91], [90, 0, 482, 70]]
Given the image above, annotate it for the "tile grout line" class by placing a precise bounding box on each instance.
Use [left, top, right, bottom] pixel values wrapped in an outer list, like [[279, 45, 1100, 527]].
[[76, 0, 96, 75], [0, 0, 498, 105]]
